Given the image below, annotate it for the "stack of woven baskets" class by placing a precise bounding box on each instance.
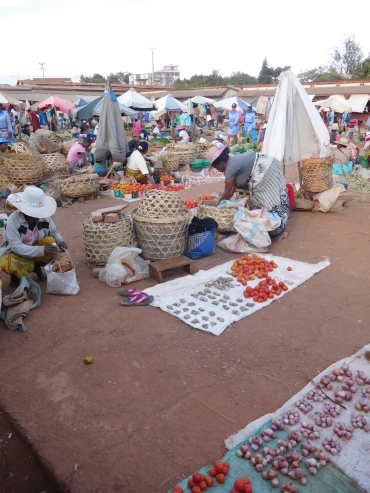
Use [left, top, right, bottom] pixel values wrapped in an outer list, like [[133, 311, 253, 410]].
[[132, 190, 191, 261], [197, 197, 236, 233], [83, 214, 138, 267], [166, 144, 197, 169], [42, 154, 70, 178], [301, 157, 333, 193]]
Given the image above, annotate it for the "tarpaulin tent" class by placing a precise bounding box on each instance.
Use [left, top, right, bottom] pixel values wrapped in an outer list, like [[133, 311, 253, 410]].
[[314, 97, 351, 113], [38, 96, 75, 114], [70, 97, 137, 120], [117, 88, 156, 111], [213, 96, 256, 113], [0, 93, 23, 109], [263, 69, 330, 164], [150, 94, 187, 119], [92, 98, 137, 118], [73, 97, 89, 106], [95, 81, 129, 164], [191, 95, 215, 104]]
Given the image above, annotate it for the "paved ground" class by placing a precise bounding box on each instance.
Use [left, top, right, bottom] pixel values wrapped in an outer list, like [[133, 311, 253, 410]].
[[1, 181, 370, 493]]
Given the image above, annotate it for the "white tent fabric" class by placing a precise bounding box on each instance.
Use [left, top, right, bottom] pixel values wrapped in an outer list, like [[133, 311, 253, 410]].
[[262, 70, 330, 164], [256, 96, 274, 115], [346, 94, 370, 113], [117, 88, 156, 110], [150, 94, 187, 119], [0, 93, 22, 108], [313, 97, 351, 113], [213, 96, 256, 112], [191, 95, 215, 104]]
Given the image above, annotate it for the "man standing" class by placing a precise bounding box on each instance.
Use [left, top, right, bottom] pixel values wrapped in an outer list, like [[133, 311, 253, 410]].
[[243, 106, 256, 143], [26, 109, 41, 132]]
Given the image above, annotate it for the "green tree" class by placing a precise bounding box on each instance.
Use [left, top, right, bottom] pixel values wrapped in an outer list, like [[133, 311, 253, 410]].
[[258, 58, 273, 83], [329, 35, 364, 76], [107, 71, 131, 84], [80, 73, 106, 83], [297, 65, 345, 82], [173, 69, 227, 89], [352, 54, 370, 79], [227, 71, 258, 85]]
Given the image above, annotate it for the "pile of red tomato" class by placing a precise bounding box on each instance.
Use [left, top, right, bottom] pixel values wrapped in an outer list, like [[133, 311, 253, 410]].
[[201, 195, 216, 202], [208, 459, 230, 484], [187, 471, 214, 492], [244, 278, 288, 302], [184, 199, 198, 209], [157, 184, 185, 191], [230, 478, 252, 493], [230, 254, 278, 285]]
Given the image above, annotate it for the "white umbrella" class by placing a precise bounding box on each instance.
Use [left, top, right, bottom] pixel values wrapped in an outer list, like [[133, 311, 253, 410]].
[[313, 97, 351, 113], [263, 69, 330, 164], [213, 96, 256, 112], [150, 94, 187, 119], [191, 95, 215, 104], [117, 88, 156, 111]]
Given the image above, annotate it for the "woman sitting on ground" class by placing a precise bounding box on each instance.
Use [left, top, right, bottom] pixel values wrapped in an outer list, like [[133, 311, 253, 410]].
[[125, 141, 156, 186], [0, 187, 67, 287], [331, 137, 353, 175], [205, 146, 289, 243], [67, 137, 93, 169]]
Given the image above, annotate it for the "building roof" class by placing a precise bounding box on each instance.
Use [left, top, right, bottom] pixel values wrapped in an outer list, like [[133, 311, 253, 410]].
[[17, 77, 72, 85]]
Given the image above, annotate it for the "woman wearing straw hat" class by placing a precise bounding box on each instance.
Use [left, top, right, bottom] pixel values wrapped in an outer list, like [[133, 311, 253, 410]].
[[329, 123, 339, 144], [331, 137, 353, 175], [0, 187, 67, 287], [205, 146, 289, 243]]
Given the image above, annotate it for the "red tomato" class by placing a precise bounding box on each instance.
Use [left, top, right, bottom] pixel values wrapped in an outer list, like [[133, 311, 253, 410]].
[[272, 283, 278, 290], [192, 487, 201, 493], [234, 479, 245, 491], [188, 479, 195, 489], [205, 477, 213, 487], [208, 468, 216, 477], [215, 473, 225, 484], [230, 490, 239, 493], [198, 481, 207, 491], [192, 472, 202, 484], [221, 466, 228, 475], [241, 477, 250, 484], [278, 281, 284, 287], [214, 461, 223, 473], [243, 485, 252, 493], [282, 285, 288, 291], [287, 266, 292, 271], [174, 488, 183, 493], [268, 293, 274, 299]]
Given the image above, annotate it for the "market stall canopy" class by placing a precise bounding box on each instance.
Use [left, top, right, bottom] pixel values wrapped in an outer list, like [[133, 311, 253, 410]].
[[38, 96, 76, 114], [346, 94, 370, 113], [117, 88, 156, 111], [73, 97, 89, 106], [263, 69, 330, 164], [191, 95, 215, 104], [70, 97, 137, 119], [95, 81, 129, 163], [313, 97, 351, 113], [151, 94, 187, 119], [92, 98, 138, 118], [0, 93, 23, 108], [213, 96, 256, 112]]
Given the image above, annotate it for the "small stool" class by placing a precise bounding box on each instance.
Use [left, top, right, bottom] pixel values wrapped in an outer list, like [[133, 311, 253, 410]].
[[149, 256, 194, 283]]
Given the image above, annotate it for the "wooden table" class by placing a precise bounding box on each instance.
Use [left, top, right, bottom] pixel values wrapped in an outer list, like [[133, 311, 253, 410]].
[[148, 256, 194, 283]]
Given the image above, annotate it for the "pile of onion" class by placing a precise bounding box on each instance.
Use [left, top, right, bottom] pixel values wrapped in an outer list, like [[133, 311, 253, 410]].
[[351, 413, 370, 431], [300, 421, 320, 440], [281, 411, 300, 426], [322, 437, 342, 455]]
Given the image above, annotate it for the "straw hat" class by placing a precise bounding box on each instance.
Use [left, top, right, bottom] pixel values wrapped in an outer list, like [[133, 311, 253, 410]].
[[214, 134, 226, 141], [331, 123, 339, 130], [7, 186, 57, 218], [337, 136, 349, 147], [205, 145, 225, 165]]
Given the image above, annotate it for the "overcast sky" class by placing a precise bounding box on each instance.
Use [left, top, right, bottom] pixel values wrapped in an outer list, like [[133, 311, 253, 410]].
[[2, 0, 369, 83]]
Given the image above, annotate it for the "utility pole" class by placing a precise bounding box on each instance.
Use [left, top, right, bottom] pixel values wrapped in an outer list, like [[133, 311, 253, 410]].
[[39, 62, 47, 79], [147, 47, 156, 86]]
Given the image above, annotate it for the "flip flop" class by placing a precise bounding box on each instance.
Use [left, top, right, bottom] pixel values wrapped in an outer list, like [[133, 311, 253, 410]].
[[120, 292, 154, 306], [118, 288, 149, 297]]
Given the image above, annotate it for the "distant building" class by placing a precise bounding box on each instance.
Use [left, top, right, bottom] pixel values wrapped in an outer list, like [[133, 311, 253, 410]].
[[17, 77, 72, 86], [129, 65, 180, 87]]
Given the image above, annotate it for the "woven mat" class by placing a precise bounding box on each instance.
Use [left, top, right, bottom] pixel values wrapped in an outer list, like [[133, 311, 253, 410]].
[[146, 255, 330, 336]]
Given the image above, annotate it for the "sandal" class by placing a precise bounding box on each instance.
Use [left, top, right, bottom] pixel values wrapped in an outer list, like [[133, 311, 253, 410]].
[[118, 288, 149, 297], [120, 292, 154, 306]]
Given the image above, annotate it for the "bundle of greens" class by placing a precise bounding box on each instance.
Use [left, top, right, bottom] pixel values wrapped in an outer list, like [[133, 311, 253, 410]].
[[230, 142, 258, 154]]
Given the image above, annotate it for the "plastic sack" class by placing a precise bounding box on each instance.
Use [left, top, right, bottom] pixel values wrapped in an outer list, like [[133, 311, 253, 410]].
[[46, 254, 80, 295], [218, 234, 268, 254], [232, 208, 281, 248], [218, 197, 247, 209], [251, 129, 258, 141], [99, 247, 149, 288], [313, 184, 346, 212]]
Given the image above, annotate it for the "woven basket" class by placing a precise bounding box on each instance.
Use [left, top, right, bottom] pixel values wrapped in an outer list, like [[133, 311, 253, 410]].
[[195, 141, 212, 155], [61, 139, 76, 156], [11, 141, 32, 155], [59, 173, 100, 198], [132, 210, 191, 261], [178, 152, 197, 167], [4, 154, 43, 186], [233, 189, 250, 200], [161, 152, 180, 171], [42, 154, 70, 178], [301, 157, 333, 193], [197, 203, 236, 232], [83, 214, 138, 268], [136, 189, 187, 219]]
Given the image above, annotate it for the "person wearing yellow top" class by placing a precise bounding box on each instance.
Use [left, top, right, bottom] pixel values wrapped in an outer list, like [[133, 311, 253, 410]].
[[125, 141, 156, 185]]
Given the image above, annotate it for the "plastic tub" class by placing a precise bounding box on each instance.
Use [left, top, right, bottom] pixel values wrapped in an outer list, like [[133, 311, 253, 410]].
[[359, 156, 369, 168]]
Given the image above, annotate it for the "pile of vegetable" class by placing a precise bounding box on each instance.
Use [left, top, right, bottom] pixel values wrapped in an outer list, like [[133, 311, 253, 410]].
[[184, 199, 198, 209], [230, 142, 258, 154], [158, 184, 185, 191], [110, 183, 153, 194], [153, 136, 171, 143]]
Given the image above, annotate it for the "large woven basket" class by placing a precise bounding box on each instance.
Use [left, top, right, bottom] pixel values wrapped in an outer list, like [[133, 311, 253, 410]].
[[161, 152, 180, 171], [195, 141, 212, 156], [83, 214, 138, 268], [11, 142, 32, 155], [197, 203, 236, 232], [0, 158, 9, 193], [301, 157, 333, 193], [59, 173, 100, 198], [4, 154, 43, 186], [132, 210, 191, 261], [136, 189, 188, 219], [61, 139, 76, 156], [42, 154, 70, 178]]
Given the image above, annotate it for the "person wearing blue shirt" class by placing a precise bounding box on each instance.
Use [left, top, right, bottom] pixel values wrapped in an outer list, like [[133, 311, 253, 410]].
[[329, 109, 335, 127], [0, 104, 14, 144], [243, 106, 256, 143], [227, 103, 239, 146]]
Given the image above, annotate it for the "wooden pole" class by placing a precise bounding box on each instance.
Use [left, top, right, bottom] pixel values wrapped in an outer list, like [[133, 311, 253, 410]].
[[298, 161, 303, 190], [18, 105, 22, 142], [54, 105, 60, 133]]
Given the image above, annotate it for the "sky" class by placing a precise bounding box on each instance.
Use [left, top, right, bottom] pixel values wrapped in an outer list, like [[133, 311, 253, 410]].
[[1, 0, 369, 84]]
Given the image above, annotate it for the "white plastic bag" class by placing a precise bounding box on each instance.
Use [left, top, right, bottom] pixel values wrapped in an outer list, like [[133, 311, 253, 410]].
[[99, 247, 149, 288], [313, 184, 346, 212], [46, 255, 80, 296]]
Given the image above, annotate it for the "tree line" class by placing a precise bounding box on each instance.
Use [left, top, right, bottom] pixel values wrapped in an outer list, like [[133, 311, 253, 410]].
[[79, 36, 369, 87]]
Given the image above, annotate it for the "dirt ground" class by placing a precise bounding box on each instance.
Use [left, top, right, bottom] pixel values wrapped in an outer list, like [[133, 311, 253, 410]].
[[1, 179, 370, 493]]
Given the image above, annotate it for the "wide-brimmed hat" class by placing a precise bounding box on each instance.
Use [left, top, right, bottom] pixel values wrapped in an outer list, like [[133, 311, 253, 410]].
[[205, 145, 225, 165], [215, 134, 226, 141], [337, 136, 349, 147], [7, 186, 57, 219], [331, 123, 339, 130], [177, 125, 185, 130], [0, 137, 9, 144]]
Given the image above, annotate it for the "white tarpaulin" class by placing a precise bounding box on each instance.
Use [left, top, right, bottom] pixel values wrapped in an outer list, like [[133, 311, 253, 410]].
[[314, 97, 351, 113], [145, 255, 330, 336], [150, 94, 187, 119], [117, 88, 156, 110], [347, 94, 370, 113], [263, 70, 330, 164]]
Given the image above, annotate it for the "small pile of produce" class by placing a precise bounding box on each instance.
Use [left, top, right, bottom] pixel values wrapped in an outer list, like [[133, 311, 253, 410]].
[[184, 196, 216, 209], [243, 279, 289, 302], [153, 136, 171, 143], [230, 142, 258, 154], [158, 184, 185, 191], [110, 183, 153, 194], [230, 254, 280, 282]]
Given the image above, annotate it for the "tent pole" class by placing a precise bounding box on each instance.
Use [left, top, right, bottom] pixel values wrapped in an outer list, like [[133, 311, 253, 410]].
[[18, 105, 22, 142], [298, 161, 303, 190], [170, 115, 174, 138], [55, 105, 60, 134]]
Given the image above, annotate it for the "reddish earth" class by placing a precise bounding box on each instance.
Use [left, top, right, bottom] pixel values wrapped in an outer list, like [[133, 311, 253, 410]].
[[0, 180, 370, 493]]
